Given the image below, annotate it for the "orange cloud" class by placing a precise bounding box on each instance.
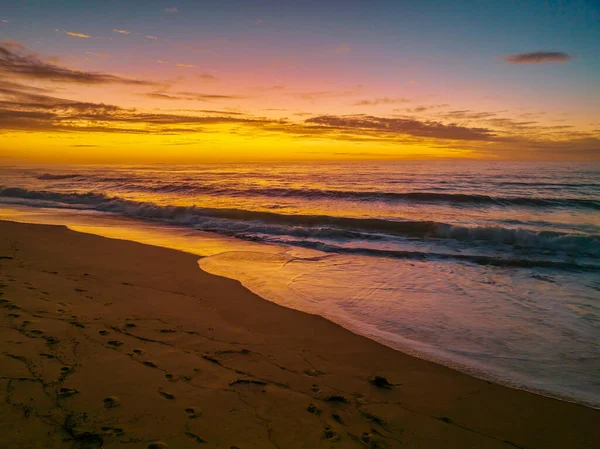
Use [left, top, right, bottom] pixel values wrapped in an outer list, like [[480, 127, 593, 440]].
[[145, 91, 242, 101], [112, 29, 131, 35], [64, 31, 90, 38], [145, 35, 158, 40], [352, 97, 411, 106], [304, 115, 496, 141], [175, 63, 195, 68]]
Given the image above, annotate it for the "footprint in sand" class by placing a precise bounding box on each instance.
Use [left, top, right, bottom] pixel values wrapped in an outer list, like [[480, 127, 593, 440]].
[[103, 396, 121, 409], [147, 443, 167, 449], [100, 426, 124, 436], [60, 366, 74, 378], [58, 387, 78, 398], [132, 349, 143, 355], [323, 426, 338, 440], [143, 361, 158, 368], [185, 407, 201, 419], [158, 391, 175, 400], [185, 432, 207, 444], [43, 336, 59, 345], [99, 330, 109, 336], [107, 340, 123, 347], [307, 404, 321, 415]]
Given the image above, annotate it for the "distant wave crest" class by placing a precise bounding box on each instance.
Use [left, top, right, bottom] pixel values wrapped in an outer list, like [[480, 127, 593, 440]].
[[29, 173, 600, 210], [122, 184, 600, 210]]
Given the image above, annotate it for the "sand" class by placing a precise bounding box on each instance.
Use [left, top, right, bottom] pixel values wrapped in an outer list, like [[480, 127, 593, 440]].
[[0, 220, 598, 449]]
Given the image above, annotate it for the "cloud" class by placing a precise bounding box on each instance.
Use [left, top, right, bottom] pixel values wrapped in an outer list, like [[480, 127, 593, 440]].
[[504, 52, 572, 64], [197, 73, 218, 81], [167, 108, 246, 116], [0, 83, 269, 134], [304, 115, 496, 141], [64, 31, 90, 38], [441, 110, 497, 120], [431, 108, 543, 131], [3, 75, 597, 161], [175, 63, 195, 68], [112, 29, 131, 35], [146, 91, 243, 101], [403, 104, 449, 113], [156, 60, 169, 64], [0, 79, 57, 95], [164, 7, 178, 13], [0, 41, 158, 86], [1, 20, 8, 23], [145, 35, 158, 40], [484, 118, 537, 130], [84, 51, 108, 59], [1, 41, 26, 51], [352, 97, 411, 106], [405, 106, 429, 113]]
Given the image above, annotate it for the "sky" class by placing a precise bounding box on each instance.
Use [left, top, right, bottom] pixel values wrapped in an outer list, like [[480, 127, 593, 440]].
[[0, 0, 599, 162]]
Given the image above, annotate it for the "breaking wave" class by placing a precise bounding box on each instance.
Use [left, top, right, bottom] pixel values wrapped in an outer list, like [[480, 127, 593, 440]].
[[1, 186, 598, 267]]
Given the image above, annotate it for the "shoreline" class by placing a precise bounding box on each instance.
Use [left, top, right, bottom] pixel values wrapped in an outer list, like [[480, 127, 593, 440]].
[[199, 255, 598, 411], [1, 204, 598, 409], [0, 219, 598, 448]]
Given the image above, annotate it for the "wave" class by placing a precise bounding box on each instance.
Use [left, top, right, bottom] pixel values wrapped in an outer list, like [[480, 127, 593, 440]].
[[253, 238, 599, 271], [1, 186, 599, 263], [29, 173, 600, 209], [126, 184, 600, 210]]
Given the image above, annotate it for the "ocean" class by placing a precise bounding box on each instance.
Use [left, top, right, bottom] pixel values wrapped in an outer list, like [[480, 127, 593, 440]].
[[0, 161, 598, 406]]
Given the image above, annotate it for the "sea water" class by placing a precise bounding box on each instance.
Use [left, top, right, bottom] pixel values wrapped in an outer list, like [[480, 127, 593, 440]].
[[1, 161, 598, 406]]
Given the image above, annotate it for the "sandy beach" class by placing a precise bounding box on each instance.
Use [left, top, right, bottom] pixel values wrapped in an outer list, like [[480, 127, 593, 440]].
[[0, 219, 598, 449]]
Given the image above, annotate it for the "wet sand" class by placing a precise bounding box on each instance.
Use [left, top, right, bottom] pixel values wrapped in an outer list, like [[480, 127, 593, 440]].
[[0, 220, 598, 449]]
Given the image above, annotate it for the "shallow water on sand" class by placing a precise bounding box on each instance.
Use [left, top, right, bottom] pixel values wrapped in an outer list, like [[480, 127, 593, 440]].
[[1, 161, 599, 407]]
